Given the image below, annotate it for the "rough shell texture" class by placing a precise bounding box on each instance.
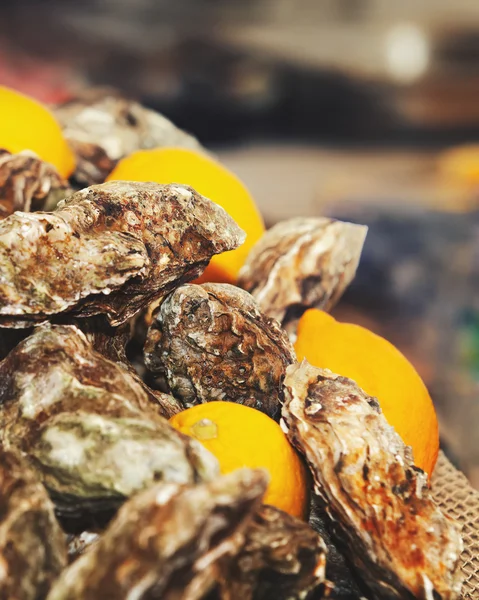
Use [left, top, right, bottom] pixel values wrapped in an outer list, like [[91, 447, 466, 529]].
[[0, 149, 71, 219], [27, 412, 219, 524], [282, 361, 463, 600], [0, 181, 245, 327], [78, 316, 182, 417], [238, 217, 367, 329], [144, 283, 296, 421], [0, 324, 218, 526], [0, 447, 67, 600], [55, 90, 205, 185], [217, 504, 327, 600], [0, 323, 179, 429], [46, 469, 268, 600]]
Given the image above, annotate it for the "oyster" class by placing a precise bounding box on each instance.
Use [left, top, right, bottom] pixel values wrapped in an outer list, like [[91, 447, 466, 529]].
[[0, 324, 218, 526], [282, 361, 463, 600], [0, 181, 245, 327], [238, 217, 367, 331], [55, 89, 205, 185], [0, 149, 71, 218], [144, 283, 296, 421], [46, 469, 268, 600], [0, 323, 179, 428], [26, 411, 218, 525], [217, 504, 327, 600], [0, 446, 67, 600]]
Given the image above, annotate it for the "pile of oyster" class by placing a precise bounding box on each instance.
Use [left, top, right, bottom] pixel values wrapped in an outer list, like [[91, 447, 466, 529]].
[[0, 95, 464, 600]]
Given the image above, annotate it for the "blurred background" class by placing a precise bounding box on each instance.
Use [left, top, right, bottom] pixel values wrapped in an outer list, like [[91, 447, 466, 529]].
[[1, 0, 479, 483]]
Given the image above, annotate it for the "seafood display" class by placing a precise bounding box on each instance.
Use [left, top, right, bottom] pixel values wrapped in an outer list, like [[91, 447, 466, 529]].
[[0, 86, 468, 600], [282, 361, 463, 600], [238, 217, 367, 331], [144, 283, 296, 420]]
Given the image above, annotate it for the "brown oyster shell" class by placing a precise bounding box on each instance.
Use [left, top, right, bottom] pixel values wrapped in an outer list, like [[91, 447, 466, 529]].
[[0, 324, 217, 526], [238, 217, 367, 331], [55, 89, 205, 185], [0, 446, 67, 600], [46, 469, 268, 600], [0, 181, 245, 327], [282, 361, 463, 600], [0, 149, 71, 219], [218, 504, 327, 600], [144, 283, 296, 421]]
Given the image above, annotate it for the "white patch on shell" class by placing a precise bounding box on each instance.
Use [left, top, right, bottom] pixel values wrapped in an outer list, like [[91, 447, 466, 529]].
[[155, 483, 180, 506], [171, 185, 192, 200], [43, 428, 90, 467]]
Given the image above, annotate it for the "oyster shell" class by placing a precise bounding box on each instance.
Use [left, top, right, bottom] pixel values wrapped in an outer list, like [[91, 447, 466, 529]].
[[78, 316, 182, 416], [144, 283, 296, 421], [0, 446, 67, 600], [217, 504, 327, 600], [67, 531, 100, 563], [55, 89, 205, 185], [0, 181, 245, 327], [46, 469, 268, 600], [0, 324, 218, 527], [26, 411, 219, 528], [238, 217, 367, 331], [0, 323, 178, 429], [282, 361, 463, 600], [0, 149, 71, 218]]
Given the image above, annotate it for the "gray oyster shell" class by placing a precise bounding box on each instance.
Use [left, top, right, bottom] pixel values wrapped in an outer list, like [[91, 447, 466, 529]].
[[0, 324, 218, 525], [144, 283, 296, 421], [218, 504, 327, 600]]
